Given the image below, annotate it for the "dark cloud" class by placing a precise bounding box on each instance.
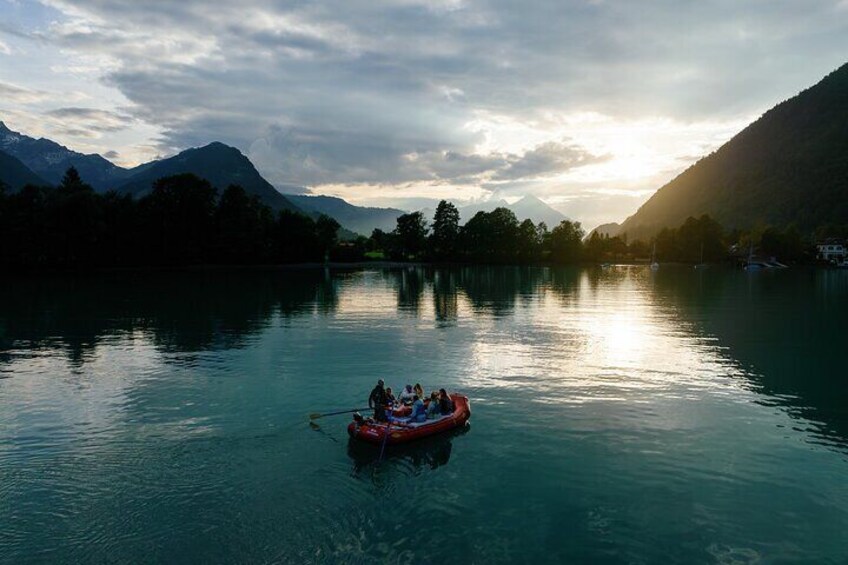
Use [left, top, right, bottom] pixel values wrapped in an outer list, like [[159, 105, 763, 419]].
[[44, 107, 133, 132], [494, 141, 609, 181], [30, 0, 848, 192]]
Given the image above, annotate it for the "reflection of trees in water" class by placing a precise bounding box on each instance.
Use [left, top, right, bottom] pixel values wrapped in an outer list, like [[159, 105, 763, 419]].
[[0, 269, 339, 364], [385, 267, 425, 315], [547, 267, 582, 306], [381, 266, 583, 320], [432, 269, 459, 323], [314, 268, 340, 315], [455, 266, 547, 316], [654, 267, 848, 450]]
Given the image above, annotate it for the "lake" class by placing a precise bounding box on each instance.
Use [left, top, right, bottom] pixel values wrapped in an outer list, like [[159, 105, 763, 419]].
[[1, 266, 847, 564]]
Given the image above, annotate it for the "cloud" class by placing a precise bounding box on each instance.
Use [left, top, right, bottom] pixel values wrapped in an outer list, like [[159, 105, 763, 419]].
[[0, 81, 50, 103], [43, 107, 134, 137], [5, 0, 848, 225], [494, 140, 609, 181]]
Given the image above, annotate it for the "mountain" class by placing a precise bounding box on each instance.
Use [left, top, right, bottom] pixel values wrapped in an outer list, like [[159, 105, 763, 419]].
[[587, 222, 621, 239], [287, 194, 405, 236], [421, 195, 567, 227], [0, 149, 47, 190], [620, 63, 848, 239], [0, 123, 301, 214], [507, 195, 568, 228], [116, 142, 299, 212], [0, 121, 129, 190]]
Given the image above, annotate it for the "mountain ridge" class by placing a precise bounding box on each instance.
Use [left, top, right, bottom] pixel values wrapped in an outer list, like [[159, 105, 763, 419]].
[[0, 148, 48, 190], [114, 142, 299, 212], [0, 121, 130, 190], [285, 194, 405, 236], [619, 62, 848, 239]]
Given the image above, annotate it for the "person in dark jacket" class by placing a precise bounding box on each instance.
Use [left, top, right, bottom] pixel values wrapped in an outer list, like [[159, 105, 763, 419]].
[[425, 391, 441, 419], [438, 388, 454, 415], [368, 379, 388, 421]]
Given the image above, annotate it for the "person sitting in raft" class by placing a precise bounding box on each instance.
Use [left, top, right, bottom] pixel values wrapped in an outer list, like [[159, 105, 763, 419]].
[[425, 391, 441, 419], [368, 379, 388, 422], [414, 383, 425, 399], [438, 388, 454, 415], [385, 387, 397, 407], [398, 384, 416, 406], [407, 395, 427, 423]]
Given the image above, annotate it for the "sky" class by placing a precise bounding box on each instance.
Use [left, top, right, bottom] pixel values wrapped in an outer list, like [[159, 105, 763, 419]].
[[1, 0, 847, 229]]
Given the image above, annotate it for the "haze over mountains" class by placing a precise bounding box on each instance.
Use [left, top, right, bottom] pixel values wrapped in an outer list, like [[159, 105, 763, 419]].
[[285, 195, 405, 236], [619, 62, 848, 239], [420, 195, 568, 229]]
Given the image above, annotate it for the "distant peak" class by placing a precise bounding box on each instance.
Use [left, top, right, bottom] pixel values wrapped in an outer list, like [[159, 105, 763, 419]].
[[201, 141, 237, 151], [517, 194, 544, 204]]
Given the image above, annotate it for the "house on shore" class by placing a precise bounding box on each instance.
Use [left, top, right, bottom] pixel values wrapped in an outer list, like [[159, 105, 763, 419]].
[[816, 240, 847, 263]]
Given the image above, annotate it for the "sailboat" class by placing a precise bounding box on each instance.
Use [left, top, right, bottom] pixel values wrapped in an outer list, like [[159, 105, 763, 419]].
[[694, 242, 708, 269], [650, 242, 659, 270], [744, 241, 763, 271]]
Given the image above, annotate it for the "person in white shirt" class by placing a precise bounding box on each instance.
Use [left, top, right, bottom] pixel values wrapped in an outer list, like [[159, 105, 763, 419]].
[[398, 384, 415, 405]]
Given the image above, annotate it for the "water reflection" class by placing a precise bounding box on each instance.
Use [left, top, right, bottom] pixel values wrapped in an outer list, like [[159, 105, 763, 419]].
[[2, 265, 847, 563], [432, 269, 459, 323], [651, 267, 848, 449], [0, 269, 339, 363], [1, 265, 845, 453], [347, 424, 470, 477]]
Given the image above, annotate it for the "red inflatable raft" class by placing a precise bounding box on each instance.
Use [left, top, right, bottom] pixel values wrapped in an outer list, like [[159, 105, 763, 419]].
[[348, 394, 471, 445]]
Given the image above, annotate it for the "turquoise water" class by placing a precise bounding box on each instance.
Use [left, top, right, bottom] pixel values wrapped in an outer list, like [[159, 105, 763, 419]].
[[1, 266, 846, 564]]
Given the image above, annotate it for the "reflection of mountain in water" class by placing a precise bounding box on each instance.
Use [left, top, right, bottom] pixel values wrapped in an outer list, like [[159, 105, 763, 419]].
[[0, 270, 339, 364], [652, 268, 848, 449]]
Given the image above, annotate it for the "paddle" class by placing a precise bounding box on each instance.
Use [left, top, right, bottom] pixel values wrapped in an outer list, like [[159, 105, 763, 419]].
[[309, 407, 370, 420], [378, 417, 393, 462]]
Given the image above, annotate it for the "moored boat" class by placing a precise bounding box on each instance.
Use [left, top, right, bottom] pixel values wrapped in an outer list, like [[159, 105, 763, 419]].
[[348, 394, 471, 445]]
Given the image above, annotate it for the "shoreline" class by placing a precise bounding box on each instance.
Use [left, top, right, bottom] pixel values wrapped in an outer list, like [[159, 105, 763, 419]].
[[1, 260, 837, 276]]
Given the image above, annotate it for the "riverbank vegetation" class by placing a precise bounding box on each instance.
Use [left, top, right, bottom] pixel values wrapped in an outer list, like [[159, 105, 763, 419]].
[[2, 168, 844, 269]]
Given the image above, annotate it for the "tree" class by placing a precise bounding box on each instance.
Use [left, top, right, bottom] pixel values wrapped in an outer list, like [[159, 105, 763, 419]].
[[47, 167, 102, 266], [548, 220, 584, 263], [516, 218, 543, 262], [138, 173, 217, 265], [394, 211, 428, 259], [315, 214, 341, 261], [430, 200, 460, 259], [458, 207, 520, 262], [215, 184, 275, 264]]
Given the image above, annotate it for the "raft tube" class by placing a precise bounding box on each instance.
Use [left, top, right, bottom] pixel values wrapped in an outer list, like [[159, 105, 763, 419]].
[[347, 394, 471, 445]]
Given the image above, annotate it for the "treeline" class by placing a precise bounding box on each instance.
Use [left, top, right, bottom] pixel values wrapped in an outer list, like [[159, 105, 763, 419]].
[[588, 216, 836, 264], [374, 204, 835, 264], [3, 167, 841, 269], [370, 201, 586, 263], [0, 169, 340, 268]]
